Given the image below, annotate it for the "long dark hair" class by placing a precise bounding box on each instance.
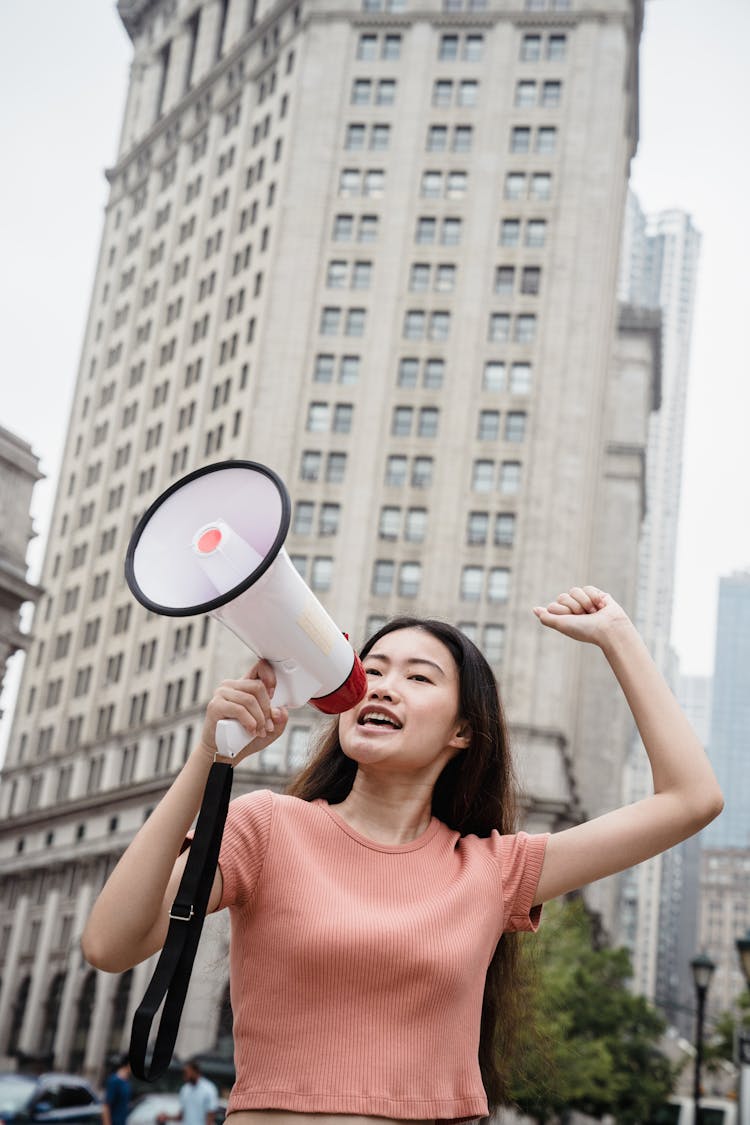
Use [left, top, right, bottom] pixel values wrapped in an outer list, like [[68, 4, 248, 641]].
[[286, 616, 525, 1109]]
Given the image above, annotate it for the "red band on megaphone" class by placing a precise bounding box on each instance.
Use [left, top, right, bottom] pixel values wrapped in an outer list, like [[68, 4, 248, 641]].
[[311, 654, 367, 715]]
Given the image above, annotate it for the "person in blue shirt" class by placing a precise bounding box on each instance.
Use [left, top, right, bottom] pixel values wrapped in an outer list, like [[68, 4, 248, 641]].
[[103, 1056, 132, 1125]]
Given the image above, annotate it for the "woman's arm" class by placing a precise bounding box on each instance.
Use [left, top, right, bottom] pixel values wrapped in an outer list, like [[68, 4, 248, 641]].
[[532, 585, 723, 906], [80, 662, 287, 973]]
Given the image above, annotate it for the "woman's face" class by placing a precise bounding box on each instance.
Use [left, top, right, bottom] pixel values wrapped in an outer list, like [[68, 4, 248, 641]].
[[338, 627, 470, 776]]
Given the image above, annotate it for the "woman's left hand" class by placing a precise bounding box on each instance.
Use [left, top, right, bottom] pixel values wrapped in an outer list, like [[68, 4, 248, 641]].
[[532, 585, 631, 647]]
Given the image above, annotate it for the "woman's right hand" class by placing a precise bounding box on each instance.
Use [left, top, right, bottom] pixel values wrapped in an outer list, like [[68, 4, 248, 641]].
[[199, 659, 288, 765]]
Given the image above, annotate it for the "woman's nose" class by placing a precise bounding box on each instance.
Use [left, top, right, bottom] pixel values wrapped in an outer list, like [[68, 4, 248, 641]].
[[368, 678, 398, 701]]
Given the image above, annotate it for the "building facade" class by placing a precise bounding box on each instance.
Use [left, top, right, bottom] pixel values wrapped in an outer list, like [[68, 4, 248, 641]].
[[0, 0, 651, 1079], [698, 847, 750, 1026], [615, 192, 701, 1012]]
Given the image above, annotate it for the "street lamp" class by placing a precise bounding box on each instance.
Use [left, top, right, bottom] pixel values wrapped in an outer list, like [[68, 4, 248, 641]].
[[735, 930, 750, 1125], [691, 951, 716, 1125]]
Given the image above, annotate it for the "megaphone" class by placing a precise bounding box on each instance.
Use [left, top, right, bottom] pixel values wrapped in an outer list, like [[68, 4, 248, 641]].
[[124, 460, 367, 757]]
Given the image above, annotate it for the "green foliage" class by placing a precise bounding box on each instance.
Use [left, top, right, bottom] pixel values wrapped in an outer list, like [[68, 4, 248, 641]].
[[507, 899, 677, 1124], [705, 991, 750, 1071]]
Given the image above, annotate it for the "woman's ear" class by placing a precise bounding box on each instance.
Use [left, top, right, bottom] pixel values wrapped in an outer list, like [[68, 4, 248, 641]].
[[450, 722, 472, 750]]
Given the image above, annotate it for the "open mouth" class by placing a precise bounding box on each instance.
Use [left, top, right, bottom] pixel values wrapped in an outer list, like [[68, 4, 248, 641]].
[[357, 710, 403, 730]]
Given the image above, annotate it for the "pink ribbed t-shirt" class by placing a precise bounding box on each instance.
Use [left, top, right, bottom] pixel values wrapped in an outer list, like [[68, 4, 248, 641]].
[[216, 789, 548, 1121]]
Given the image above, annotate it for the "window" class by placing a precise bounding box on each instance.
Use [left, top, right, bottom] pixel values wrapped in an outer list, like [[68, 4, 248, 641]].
[[311, 557, 333, 591], [386, 455, 407, 485], [495, 266, 515, 295], [382, 34, 401, 59], [364, 170, 385, 197], [438, 34, 459, 61], [453, 126, 472, 152], [290, 555, 307, 579], [421, 171, 442, 199], [526, 219, 547, 247], [339, 169, 361, 197], [327, 260, 348, 287], [418, 407, 439, 437], [530, 172, 552, 201], [520, 33, 541, 62], [405, 507, 427, 542], [500, 219, 520, 247], [515, 314, 536, 344], [293, 502, 314, 535], [404, 311, 425, 339], [371, 124, 390, 150], [333, 403, 354, 433], [345, 123, 366, 150], [442, 218, 461, 246], [410, 263, 431, 291], [357, 34, 377, 59], [510, 127, 531, 154], [333, 214, 354, 240], [478, 410, 500, 441], [392, 406, 413, 436], [377, 79, 396, 105], [464, 34, 483, 60], [536, 127, 557, 154], [427, 125, 448, 152], [521, 266, 541, 295], [301, 450, 322, 480], [352, 78, 371, 105], [379, 506, 401, 539], [499, 460, 521, 494], [398, 358, 419, 387], [542, 80, 562, 107], [446, 172, 467, 199], [326, 452, 347, 482], [489, 313, 510, 342], [314, 354, 335, 382], [494, 513, 516, 547], [307, 402, 329, 431], [430, 311, 450, 340], [483, 624, 505, 663], [358, 214, 379, 241], [505, 173, 526, 200], [457, 80, 478, 107], [510, 362, 532, 394], [340, 354, 360, 383], [433, 79, 453, 106], [505, 411, 527, 441], [515, 80, 536, 108], [411, 456, 433, 487], [483, 361, 505, 392], [547, 34, 566, 61], [320, 307, 341, 334], [399, 562, 421, 597], [345, 308, 366, 336], [461, 566, 483, 601], [472, 459, 494, 491], [372, 560, 395, 595], [416, 217, 436, 244], [435, 265, 456, 294], [488, 567, 510, 602], [467, 511, 488, 545]]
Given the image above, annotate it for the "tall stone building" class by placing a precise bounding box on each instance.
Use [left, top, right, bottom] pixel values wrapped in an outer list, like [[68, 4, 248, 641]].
[[0, 0, 653, 1079], [616, 192, 701, 1011]]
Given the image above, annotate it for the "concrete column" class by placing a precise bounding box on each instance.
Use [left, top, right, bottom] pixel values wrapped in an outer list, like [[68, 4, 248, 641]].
[[225, 0, 250, 49], [0, 892, 31, 1053], [53, 880, 95, 1069], [18, 887, 61, 1054], [193, 1, 223, 86], [83, 972, 117, 1081]]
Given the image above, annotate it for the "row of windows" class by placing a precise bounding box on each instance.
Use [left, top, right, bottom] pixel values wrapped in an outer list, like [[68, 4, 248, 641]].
[[292, 502, 341, 537], [351, 78, 397, 106], [355, 29, 567, 65], [510, 125, 557, 155], [306, 402, 355, 434]]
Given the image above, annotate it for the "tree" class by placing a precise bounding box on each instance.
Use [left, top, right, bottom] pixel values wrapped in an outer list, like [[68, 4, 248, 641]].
[[507, 899, 677, 1124], [704, 991, 750, 1072]]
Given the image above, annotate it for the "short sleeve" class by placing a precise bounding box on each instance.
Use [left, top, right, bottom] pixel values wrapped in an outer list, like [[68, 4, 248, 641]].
[[216, 788, 274, 910], [494, 830, 549, 933]]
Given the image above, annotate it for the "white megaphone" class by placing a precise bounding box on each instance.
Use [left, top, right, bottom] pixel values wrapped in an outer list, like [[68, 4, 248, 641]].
[[124, 460, 367, 758]]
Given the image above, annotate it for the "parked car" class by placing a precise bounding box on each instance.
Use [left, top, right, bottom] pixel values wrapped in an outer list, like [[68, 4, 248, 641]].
[[0, 1073, 103, 1125], [647, 1096, 738, 1125], [126, 1094, 226, 1125]]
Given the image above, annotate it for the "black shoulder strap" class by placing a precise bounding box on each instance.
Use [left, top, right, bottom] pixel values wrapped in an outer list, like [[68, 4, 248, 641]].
[[129, 761, 234, 1081]]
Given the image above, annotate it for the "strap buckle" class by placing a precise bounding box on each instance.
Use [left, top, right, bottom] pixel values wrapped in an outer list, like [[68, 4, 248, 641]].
[[169, 902, 195, 922]]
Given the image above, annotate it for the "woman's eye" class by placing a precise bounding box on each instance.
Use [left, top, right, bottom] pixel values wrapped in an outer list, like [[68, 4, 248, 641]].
[[365, 667, 381, 676], [411, 674, 431, 683]]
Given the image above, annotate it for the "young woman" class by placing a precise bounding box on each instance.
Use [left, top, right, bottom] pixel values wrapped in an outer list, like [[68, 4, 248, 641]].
[[82, 585, 723, 1125]]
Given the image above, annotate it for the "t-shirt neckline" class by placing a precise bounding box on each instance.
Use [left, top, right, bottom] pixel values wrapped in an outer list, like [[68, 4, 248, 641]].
[[314, 798, 442, 853]]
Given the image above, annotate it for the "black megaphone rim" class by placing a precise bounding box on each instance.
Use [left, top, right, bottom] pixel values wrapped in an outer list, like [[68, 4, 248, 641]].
[[124, 459, 291, 618]]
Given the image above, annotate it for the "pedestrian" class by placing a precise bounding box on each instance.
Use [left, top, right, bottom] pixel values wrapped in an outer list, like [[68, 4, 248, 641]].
[[102, 1055, 132, 1125], [157, 1061, 218, 1125], [83, 586, 723, 1125]]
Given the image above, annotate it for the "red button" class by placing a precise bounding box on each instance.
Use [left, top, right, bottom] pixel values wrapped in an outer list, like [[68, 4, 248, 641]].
[[197, 528, 222, 553]]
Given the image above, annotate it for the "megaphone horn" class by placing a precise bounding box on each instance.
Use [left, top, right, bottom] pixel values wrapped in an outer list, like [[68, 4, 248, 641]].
[[124, 460, 367, 757]]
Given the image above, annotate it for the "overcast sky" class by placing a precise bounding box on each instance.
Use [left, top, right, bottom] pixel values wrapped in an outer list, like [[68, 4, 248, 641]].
[[1, 0, 748, 709]]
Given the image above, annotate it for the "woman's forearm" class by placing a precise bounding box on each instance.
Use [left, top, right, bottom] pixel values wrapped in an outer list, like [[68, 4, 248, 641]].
[[81, 745, 215, 971], [600, 617, 723, 820]]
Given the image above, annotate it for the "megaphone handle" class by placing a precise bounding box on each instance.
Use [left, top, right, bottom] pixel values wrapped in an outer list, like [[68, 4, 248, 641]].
[[213, 677, 293, 759]]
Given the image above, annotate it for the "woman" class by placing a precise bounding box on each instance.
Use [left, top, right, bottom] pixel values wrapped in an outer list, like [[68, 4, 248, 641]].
[[82, 585, 723, 1125]]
